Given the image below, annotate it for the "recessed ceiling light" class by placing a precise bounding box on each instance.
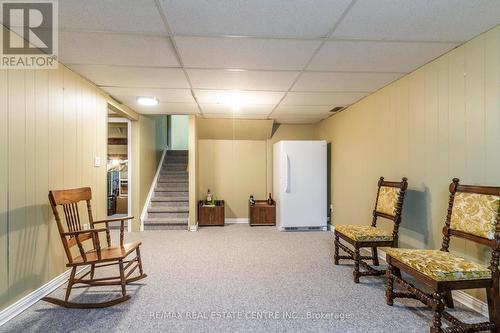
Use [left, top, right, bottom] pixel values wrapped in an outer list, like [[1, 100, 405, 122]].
[[137, 96, 159, 106], [219, 90, 247, 112]]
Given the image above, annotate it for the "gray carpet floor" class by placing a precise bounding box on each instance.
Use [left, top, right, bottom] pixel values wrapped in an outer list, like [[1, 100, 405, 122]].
[[1, 225, 488, 332]]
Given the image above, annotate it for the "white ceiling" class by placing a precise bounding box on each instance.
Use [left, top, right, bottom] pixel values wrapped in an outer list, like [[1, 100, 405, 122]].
[[59, 0, 500, 123]]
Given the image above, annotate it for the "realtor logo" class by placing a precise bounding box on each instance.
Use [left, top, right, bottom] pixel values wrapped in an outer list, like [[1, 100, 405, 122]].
[[1, 0, 58, 69]]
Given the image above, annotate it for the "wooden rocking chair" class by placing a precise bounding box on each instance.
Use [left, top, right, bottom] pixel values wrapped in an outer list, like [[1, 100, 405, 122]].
[[334, 177, 408, 283], [386, 178, 500, 333], [43, 187, 147, 308]]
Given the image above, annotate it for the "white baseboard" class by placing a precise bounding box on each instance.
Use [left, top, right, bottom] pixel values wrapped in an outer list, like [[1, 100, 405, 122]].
[[0, 266, 87, 327], [452, 290, 489, 317], [189, 223, 198, 232], [331, 229, 489, 318], [225, 218, 249, 224]]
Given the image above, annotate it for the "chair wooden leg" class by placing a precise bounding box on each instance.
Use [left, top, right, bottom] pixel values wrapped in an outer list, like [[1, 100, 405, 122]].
[[372, 247, 379, 266], [136, 247, 144, 275], [334, 234, 340, 265], [90, 264, 95, 280], [353, 246, 360, 283], [444, 290, 454, 308], [394, 266, 402, 278], [64, 267, 76, 302], [430, 292, 444, 333], [118, 260, 126, 297], [386, 265, 395, 306], [487, 284, 500, 332]]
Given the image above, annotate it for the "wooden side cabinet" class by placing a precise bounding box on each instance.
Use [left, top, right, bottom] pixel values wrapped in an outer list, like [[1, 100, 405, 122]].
[[249, 200, 276, 226], [198, 200, 225, 226]]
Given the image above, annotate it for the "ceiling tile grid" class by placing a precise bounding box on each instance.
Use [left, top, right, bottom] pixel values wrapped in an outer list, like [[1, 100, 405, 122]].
[[159, 0, 352, 38], [55, 0, 500, 123], [60, 31, 180, 67], [186, 69, 299, 91], [175, 36, 321, 70], [308, 40, 458, 72], [69, 65, 190, 89]]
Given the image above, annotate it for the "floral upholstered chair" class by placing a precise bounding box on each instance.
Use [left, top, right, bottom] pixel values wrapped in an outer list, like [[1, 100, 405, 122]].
[[386, 178, 500, 333], [334, 177, 408, 283]]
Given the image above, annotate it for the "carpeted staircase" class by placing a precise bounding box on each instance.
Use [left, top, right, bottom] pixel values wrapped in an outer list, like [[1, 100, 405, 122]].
[[143, 150, 188, 230]]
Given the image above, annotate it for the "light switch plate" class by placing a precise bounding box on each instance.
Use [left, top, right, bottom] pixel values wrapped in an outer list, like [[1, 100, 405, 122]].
[[94, 156, 101, 167]]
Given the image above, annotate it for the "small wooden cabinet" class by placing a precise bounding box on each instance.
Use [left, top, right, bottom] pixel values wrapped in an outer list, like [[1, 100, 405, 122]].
[[249, 200, 276, 226], [198, 200, 225, 226]]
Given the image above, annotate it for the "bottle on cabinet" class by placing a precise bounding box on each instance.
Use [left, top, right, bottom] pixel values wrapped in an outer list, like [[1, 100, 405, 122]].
[[249, 195, 255, 206], [206, 189, 215, 206], [267, 193, 273, 205]]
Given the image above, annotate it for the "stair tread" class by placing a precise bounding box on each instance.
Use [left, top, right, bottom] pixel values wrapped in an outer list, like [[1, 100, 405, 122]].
[[157, 180, 188, 183], [144, 218, 188, 224], [148, 207, 188, 213]]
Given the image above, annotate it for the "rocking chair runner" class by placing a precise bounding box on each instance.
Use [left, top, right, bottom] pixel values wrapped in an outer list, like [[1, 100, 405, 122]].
[[43, 187, 147, 308], [386, 178, 500, 333], [334, 177, 408, 283]]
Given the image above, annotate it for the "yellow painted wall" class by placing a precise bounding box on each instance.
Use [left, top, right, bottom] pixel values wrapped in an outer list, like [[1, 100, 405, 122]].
[[318, 27, 500, 300], [197, 118, 273, 140], [198, 140, 267, 218], [130, 115, 159, 231], [196, 122, 319, 220], [0, 65, 108, 310]]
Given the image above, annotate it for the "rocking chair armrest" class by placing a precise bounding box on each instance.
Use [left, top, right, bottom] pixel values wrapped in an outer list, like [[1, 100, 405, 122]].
[[93, 216, 133, 247], [63, 228, 107, 262], [62, 228, 108, 237], [93, 216, 134, 224]]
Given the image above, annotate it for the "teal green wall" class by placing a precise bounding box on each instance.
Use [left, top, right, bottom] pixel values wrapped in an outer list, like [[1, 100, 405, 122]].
[[171, 115, 189, 150], [152, 115, 168, 160]]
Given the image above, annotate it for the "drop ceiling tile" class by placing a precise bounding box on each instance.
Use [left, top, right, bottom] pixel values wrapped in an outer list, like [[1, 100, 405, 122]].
[[186, 69, 298, 91], [69, 65, 189, 88], [200, 104, 273, 115], [202, 113, 269, 120], [159, 0, 352, 38], [101, 87, 195, 104], [282, 92, 367, 106], [309, 41, 457, 72], [332, 0, 500, 42], [113, 94, 198, 114], [175, 37, 320, 70], [194, 90, 285, 105], [133, 103, 199, 115], [272, 105, 333, 116], [60, 0, 166, 34], [60, 32, 179, 67], [292, 72, 403, 92]]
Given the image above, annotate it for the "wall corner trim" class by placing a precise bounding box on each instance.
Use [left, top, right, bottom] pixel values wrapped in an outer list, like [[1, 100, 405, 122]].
[[0, 266, 88, 327]]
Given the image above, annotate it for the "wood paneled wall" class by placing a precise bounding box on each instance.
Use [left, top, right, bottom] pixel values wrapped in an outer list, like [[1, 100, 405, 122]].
[[0, 65, 108, 310], [318, 27, 500, 300]]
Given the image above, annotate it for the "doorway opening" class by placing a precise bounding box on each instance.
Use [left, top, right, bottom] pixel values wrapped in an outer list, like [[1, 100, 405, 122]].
[[107, 117, 132, 231]]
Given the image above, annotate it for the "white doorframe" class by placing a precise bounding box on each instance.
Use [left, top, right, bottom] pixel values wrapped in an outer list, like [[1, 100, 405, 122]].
[[109, 117, 132, 232]]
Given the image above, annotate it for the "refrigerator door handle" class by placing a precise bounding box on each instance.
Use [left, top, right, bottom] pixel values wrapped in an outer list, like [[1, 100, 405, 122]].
[[284, 153, 290, 193]]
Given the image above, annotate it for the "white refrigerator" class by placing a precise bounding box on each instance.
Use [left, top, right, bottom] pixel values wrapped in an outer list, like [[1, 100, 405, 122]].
[[273, 140, 327, 231]]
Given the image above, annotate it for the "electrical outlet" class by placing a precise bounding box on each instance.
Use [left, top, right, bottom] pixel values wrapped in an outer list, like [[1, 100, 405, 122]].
[[83, 223, 89, 230], [94, 156, 101, 167]]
